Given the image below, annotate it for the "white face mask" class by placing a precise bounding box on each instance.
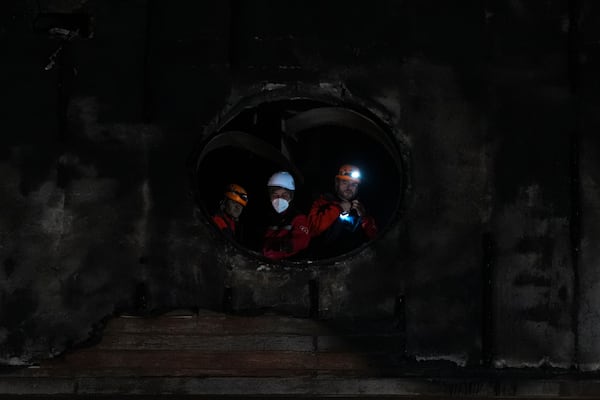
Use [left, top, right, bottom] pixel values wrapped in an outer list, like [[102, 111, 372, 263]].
[[271, 198, 289, 214]]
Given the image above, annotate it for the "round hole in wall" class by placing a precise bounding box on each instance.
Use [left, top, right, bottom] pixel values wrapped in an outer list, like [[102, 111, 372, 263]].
[[191, 90, 408, 263]]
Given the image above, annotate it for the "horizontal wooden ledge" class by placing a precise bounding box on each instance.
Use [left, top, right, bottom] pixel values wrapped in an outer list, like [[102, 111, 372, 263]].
[[5, 367, 400, 379], [94, 332, 405, 352], [31, 350, 406, 376], [104, 313, 401, 336]]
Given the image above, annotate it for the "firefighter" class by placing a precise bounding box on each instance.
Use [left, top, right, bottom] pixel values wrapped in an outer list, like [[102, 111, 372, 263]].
[[307, 164, 377, 258], [262, 171, 310, 260]]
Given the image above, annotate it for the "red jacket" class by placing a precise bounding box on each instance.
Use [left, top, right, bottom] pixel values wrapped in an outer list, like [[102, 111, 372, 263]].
[[263, 209, 310, 260], [308, 195, 377, 239], [307, 194, 377, 258], [212, 213, 236, 238]]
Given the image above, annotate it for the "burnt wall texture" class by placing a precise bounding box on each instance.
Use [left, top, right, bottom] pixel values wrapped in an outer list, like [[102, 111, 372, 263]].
[[1, 0, 599, 372]]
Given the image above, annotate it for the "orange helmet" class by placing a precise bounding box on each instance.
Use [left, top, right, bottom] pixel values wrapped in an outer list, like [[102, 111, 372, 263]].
[[336, 164, 361, 183], [224, 183, 248, 207]]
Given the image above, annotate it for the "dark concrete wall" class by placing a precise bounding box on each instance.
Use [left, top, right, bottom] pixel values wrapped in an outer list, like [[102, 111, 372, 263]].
[[0, 0, 598, 371], [487, 2, 575, 368], [578, 1, 600, 372]]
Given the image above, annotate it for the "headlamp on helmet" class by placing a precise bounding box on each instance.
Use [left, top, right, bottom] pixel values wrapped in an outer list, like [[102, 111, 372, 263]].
[[336, 164, 361, 183]]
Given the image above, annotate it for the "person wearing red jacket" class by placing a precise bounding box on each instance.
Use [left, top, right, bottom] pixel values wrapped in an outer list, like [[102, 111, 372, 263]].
[[263, 171, 310, 260], [308, 164, 377, 258], [212, 183, 248, 241]]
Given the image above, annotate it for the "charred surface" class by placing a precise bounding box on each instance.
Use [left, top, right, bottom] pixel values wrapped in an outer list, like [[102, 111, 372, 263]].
[[1, 3, 600, 397]]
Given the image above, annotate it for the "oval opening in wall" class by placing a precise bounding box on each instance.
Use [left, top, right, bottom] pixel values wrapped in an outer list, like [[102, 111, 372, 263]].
[[192, 92, 407, 264]]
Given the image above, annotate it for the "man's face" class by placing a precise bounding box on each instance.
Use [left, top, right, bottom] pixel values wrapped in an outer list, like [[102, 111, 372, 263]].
[[335, 178, 359, 201], [269, 187, 292, 202], [224, 199, 244, 219]]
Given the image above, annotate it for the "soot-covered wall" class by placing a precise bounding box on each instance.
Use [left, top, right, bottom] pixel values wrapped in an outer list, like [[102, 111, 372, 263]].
[[1, 0, 600, 371]]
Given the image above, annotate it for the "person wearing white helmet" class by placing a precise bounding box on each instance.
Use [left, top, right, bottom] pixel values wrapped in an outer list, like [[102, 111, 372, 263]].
[[262, 171, 310, 260], [307, 164, 377, 258]]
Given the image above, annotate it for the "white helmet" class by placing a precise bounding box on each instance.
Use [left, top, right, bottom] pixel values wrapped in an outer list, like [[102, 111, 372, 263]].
[[267, 171, 295, 190]]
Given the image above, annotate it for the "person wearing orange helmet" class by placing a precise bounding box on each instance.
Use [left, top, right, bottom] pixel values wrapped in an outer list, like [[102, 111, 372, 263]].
[[262, 171, 310, 260], [212, 183, 248, 240], [307, 164, 377, 257]]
